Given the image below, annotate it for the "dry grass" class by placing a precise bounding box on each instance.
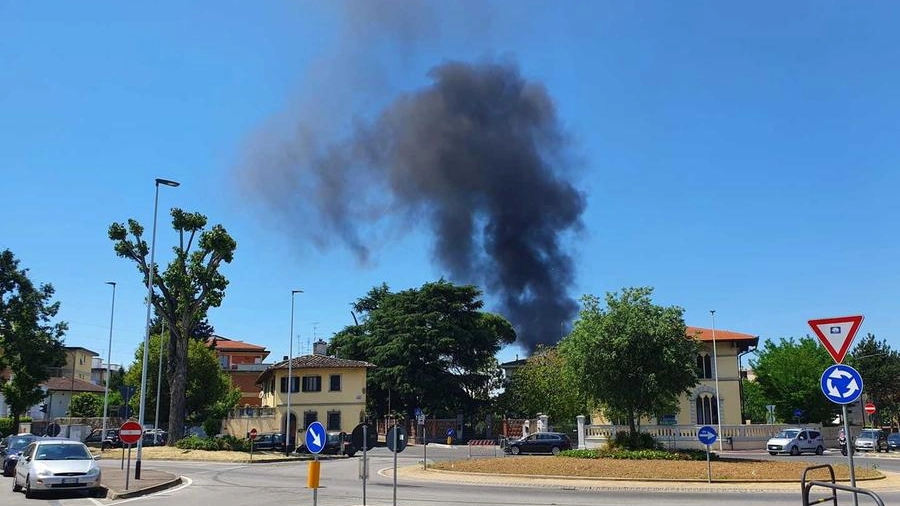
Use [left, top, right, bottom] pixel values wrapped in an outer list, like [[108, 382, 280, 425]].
[[431, 456, 883, 482], [97, 446, 300, 463]]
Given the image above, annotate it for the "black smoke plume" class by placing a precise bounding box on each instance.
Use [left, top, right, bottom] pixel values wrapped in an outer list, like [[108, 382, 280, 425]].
[[241, 60, 585, 352]]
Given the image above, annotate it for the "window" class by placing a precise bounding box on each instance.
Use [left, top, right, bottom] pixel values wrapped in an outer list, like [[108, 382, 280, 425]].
[[695, 395, 719, 425], [280, 376, 300, 393], [696, 354, 713, 379], [302, 375, 322, 392], [219, 356, 229, 368], [330, 374, 341, 392], [327, 410, 341, 431], [304, 410, 318, 429]]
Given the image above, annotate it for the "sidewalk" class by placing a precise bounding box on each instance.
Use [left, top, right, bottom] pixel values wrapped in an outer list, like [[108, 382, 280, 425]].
[[100, 466, 181, 500]]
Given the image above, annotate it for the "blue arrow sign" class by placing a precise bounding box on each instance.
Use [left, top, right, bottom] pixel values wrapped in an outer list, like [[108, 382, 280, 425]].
[[698, 425, 718, 446], [305, 421, 327, 454], [821, 364, 863, 405]]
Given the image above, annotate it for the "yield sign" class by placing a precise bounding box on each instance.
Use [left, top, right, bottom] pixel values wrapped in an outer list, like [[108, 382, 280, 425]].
[[808, 315, 864, 363]]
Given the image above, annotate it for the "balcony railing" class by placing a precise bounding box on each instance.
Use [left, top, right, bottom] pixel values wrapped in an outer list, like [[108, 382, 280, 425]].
[[223, 364, 270, 372]]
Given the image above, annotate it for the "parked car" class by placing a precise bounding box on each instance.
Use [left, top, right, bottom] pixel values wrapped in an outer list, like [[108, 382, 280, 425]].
[[2, 434, 38, 476], [12, 439, 102, 498], [766, 428, 824, 456], [504, 432, 572, 455], [251, 432, 285, 451], [854, 429, 889, 453], [83, 429, 120, 449], [142, 429, 168, 446], [295, 431, 357, 457], [887, 433, 900, 451]]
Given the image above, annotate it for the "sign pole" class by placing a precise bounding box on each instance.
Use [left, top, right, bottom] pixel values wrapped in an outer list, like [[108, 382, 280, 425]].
[[362, 424, 367, 506], [313, 454, 318, 506], [706, 444, 711, 484], [842, 404, 858, 506], [393, 426, 398, 506], [125, 444, 132, 491]]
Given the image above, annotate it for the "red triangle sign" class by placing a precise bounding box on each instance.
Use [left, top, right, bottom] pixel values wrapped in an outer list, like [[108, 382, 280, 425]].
[[808, 315, 864, 363]]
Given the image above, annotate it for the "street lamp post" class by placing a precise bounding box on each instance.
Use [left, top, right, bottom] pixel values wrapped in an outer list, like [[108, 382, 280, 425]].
[[101, 282, 116, 451], [286, 289, 302, 456], [136, 178, 179, 479], [153, 319, 166, 445], [711, 310, 723, 452]]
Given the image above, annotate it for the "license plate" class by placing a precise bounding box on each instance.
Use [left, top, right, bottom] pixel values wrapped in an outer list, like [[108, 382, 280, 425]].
[[62, 478, 77, 484]]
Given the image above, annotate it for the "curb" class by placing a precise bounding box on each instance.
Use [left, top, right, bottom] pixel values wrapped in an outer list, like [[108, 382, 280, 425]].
[[106, 476, 183, 500]]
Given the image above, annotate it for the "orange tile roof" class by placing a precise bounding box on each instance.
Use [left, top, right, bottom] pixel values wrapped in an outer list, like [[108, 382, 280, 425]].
[[686, 326, 758, 342], [206, 335, 268, 352]]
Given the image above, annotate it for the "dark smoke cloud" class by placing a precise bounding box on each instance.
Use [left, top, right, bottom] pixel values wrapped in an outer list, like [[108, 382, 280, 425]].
[[241, 59, 585, 352]]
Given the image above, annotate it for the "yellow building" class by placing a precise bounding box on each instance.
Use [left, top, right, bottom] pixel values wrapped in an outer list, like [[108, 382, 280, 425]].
[[256, 349, 373, 448], [62, 347, 98, 383], [678, 326, 758, 426]]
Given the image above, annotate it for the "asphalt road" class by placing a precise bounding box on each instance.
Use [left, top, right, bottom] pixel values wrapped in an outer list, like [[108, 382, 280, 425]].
[[2, 445, 900, 505]]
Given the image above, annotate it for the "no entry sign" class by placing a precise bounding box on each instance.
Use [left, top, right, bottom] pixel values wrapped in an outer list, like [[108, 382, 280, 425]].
[[865, 402, 876, 415], [119, 421, 142, 445]]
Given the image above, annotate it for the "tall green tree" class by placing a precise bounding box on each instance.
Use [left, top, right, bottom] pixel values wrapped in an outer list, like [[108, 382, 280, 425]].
[[560, 287, 700, 436], [0, 250, 66, 433], [741, 379, 771, 424], [68, 393, 103, 417], [330, 280, 516, 419], [124, 334, 237, 427], [848, 334, 900, 427], [750, 336, 839, 425], [497, 345, 590, 424], [109, 208, 236, 444]]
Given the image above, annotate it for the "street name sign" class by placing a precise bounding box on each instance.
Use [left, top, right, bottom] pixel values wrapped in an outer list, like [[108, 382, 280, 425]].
[[808, 315, 864, 363]]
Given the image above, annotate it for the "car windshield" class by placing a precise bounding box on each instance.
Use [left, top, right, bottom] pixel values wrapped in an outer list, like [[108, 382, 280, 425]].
[[34, 443, 92, 460], [9, 437, 35, 450], [860, 430, 878, 438], [775, 430, 800, 439]]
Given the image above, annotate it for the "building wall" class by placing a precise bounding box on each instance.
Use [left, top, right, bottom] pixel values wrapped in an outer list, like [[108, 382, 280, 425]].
[[260, 366, 368, 434], [63, 350, 95, 383]]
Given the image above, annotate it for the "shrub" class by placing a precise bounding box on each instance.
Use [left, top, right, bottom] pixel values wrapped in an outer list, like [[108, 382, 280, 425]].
[[176, 435, 221, 451], [608, 430, 662, 451], [0, 417, 32, 438], [559, 447, 714, 461], [202, 418, 221, 439], [175, 434, 252, 452]]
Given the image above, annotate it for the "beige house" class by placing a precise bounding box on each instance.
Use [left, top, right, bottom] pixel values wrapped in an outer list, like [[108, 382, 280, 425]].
[[677, 326, 758, 426], [590, 326, 758, 427], [254, 346, 373, 448], [60, 347, 98, 383]]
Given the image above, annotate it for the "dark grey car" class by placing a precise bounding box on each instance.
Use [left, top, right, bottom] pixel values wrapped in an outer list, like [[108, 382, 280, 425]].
[[2, 434, 37, 476], [504, 432, 572, 455]]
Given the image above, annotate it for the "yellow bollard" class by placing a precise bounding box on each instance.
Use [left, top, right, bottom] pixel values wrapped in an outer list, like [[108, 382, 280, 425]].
[[307, 460, 320, 489], [447, 436, 452, 445]]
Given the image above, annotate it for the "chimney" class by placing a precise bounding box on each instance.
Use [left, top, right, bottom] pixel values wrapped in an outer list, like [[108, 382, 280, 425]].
[[313, 339, 328, 356]]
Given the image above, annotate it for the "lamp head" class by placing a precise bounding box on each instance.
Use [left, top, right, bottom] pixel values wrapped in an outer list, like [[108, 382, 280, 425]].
[[106, 281, 116, 286], [292, 289, 304, 295], [155, 178, 180, 187]]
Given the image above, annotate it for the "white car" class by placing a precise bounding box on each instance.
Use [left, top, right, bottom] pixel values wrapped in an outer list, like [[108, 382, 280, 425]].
[[766, 428, 825, 456], [12, 439, 103, 498]]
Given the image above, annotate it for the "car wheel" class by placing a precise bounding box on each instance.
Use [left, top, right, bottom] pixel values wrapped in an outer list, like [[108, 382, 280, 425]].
[[24, 474, 35, 498], [510, 446, 520, 455], [91, 487, 107, 498], [551, 446, 561, 456], [769, 451, 777, 456], [2, 464, 10, 477], [815, 446, 824, 455], [790, 446, 800, 456]]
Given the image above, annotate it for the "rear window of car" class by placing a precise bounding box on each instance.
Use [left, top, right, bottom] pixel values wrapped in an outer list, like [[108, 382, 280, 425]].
[[809, 431, 820, 439]]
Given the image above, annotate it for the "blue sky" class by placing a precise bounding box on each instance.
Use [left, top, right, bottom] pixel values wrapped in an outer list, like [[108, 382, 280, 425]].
[[2, 1, 898, 371]]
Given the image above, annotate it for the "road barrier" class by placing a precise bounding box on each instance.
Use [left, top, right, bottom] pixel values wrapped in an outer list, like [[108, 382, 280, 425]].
[[467, 439, 500, 458]]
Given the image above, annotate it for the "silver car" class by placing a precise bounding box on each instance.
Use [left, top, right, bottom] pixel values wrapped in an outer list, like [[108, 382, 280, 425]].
[[766, 428, 825, 456], [12, 439, 102, 498]]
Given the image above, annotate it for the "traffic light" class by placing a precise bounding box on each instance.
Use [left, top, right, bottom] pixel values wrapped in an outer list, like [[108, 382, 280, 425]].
[[39, 403, 47, 413]]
